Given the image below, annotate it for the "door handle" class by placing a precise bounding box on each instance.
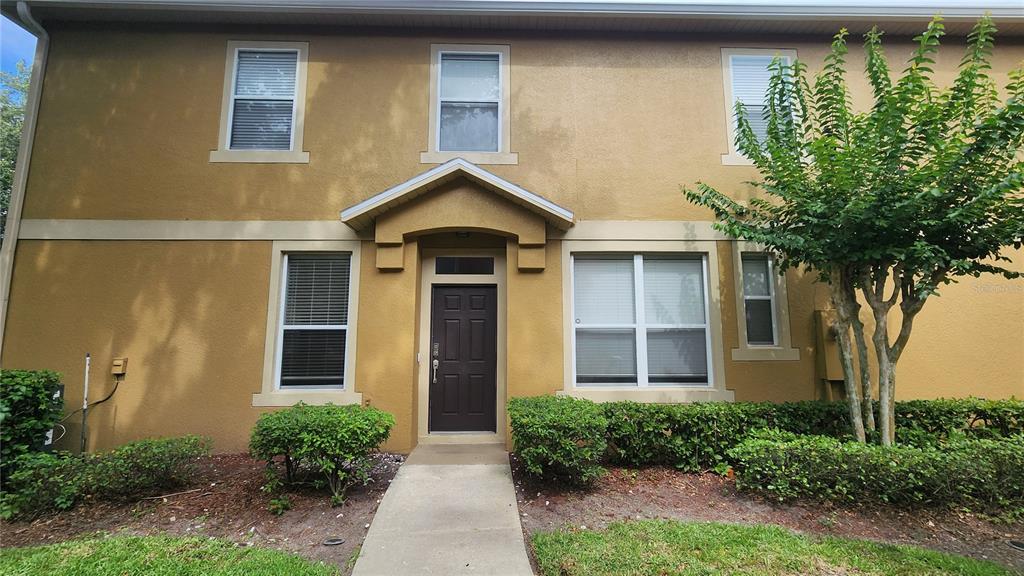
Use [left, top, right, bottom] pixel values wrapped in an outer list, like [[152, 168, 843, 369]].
[[432, 359, 439, 384]]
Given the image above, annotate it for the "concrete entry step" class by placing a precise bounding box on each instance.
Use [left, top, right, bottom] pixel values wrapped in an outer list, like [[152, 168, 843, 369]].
[[352, 444, 534, 576]]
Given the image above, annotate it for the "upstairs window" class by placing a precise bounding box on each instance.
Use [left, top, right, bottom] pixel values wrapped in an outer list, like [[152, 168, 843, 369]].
[[422, 44, 517, 165], [572, 254, 711, 387], [230, 50, 299, 150], [439, 53, 500, 152], [211, 41, 309, 163], [729, 54, 775, 143], [721, 48, 796, 164], [278, 253, 351, 389]]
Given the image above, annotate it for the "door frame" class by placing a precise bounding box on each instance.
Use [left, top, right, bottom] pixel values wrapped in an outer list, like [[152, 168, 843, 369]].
[[417, 248, 506, 444]]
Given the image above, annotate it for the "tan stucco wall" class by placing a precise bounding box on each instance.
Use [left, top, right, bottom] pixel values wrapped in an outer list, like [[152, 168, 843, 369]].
[[354, 240, 420, 453], [25, 25, 1023, 223], [2, 240, 272, 453], [4, 24, 1023, 453]]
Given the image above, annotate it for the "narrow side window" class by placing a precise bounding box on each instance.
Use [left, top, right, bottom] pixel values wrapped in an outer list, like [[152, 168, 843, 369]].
[[740, 253, 776, 346]]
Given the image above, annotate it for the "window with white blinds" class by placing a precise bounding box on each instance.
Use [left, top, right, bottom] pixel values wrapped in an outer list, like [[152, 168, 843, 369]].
[[229, 50, 299, 150], [438, 52, 501, 152], [728, 51, 792, 144], [572, 254, 711, 387], [741, 253, 777, 346], [278, 253, 351, 388]]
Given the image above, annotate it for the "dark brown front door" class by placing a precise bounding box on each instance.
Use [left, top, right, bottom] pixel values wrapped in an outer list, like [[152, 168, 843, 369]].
[[429, 285, 497, 432]]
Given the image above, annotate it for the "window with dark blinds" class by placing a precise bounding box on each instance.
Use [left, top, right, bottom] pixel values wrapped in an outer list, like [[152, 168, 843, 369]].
[[279, 253, 350, 388], [230, 50, 298, 151]]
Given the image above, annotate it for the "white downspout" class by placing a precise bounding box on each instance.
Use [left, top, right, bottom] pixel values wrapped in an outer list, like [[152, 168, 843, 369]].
[[0, 1, 49, 364]]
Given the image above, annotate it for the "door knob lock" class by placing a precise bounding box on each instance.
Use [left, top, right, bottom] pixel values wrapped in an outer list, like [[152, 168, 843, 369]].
[[432, 358, 439, 384]]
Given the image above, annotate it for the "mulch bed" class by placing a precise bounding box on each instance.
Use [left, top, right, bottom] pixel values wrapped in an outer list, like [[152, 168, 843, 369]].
[[511, 456, 1024, 572], [0, 453, 404, 574]]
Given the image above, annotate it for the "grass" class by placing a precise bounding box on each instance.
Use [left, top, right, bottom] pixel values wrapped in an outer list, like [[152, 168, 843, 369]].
[[0, 534, 338, 576], [532, 520, 1013, 576]]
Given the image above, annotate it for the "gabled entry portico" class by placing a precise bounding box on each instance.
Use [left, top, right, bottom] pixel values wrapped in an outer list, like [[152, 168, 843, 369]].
[[342, 159, 574, 446]]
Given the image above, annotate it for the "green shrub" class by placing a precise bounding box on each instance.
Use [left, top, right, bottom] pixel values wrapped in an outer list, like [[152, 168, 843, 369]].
[[0, 435, 210, 519], [603, 401, 768, 471], [509, 396, 1022, 486], [82, 435, 210, 498], [728, 430, 1024, 510], [508, 396, 607, 485], [250, 403, 394, 504], [603, 401, 856, 471], [0, 452, 83, 518], [0, 370, 64, 477], [894, 398, 1024, 442], [249, 404, 310, 482], [602, 398, 1023, 470]]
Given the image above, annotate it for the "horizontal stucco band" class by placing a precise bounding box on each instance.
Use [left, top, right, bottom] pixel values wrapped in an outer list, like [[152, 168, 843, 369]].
[[18, 220, 737, 242], [18, 220, 361, 240]]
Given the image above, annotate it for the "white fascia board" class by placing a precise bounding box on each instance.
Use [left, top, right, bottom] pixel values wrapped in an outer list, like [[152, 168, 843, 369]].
[[17, 1, 1024, 20]]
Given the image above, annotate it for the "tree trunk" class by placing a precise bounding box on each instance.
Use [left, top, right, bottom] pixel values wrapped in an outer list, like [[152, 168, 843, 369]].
[[868, 303, 895, 446], [829, 272, 866, 442], [877, 350, 895, 446], [849, 302, 876, 434]]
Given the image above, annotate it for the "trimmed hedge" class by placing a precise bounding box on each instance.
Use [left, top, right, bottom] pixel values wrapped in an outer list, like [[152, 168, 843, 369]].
[[508, 396, 607, 485], [0, 435, 210, 519], [728, 430, 1024, 510], [0, 370, 64, 478], [894, 398, 1024, 442], [250, 403, 394, 504], [603, 398, 1023, 471], [509, 396, 1023, 483]]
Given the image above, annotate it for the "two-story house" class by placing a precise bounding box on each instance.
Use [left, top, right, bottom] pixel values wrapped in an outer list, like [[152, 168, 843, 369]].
[[1, 0, 1022, 454]]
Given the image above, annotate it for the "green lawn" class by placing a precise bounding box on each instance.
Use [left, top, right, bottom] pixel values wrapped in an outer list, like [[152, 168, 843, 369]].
[[0, 535, 338, 576], [532, 520, 1013, 576]]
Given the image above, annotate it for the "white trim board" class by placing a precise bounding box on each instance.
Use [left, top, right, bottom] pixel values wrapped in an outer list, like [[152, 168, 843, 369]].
[[18, 220, 361, 241], [9, 1, 1021, 20], [560, 220, 732, 241]]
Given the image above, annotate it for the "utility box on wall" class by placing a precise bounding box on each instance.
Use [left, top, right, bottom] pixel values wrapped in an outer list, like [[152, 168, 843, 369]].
[[814, 309, 846, 400]]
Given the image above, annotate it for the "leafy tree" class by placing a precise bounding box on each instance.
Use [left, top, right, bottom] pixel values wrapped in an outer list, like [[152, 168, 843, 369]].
[[685, 16, 1024, 445], [1, 60, 31, 246]]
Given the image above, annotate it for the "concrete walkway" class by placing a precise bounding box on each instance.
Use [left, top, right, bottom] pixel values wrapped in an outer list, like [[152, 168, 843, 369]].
[[352, 443, 534, 576]]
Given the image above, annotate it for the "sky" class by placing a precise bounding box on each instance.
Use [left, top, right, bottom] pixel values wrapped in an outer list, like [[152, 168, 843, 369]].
[[2, 16, 36, 75]]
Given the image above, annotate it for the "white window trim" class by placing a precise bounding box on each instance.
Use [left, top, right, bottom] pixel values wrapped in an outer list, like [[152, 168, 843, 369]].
[[559, 238, 734, 404], [421, 43, 518, 165], [254, 240, 362, 406], [720, 47, 797, 166], [211, 41, 310, 164], [731, 241, 800, 361]]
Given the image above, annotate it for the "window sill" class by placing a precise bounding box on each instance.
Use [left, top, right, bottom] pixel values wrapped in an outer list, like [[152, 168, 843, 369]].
[[420, 151, 518, 165], [252, 390, 362, 407], [720, 152, 754, 166], [558, 387, 735, 403], [731, 346, 800, 361], [210, 150, 310, 164]]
